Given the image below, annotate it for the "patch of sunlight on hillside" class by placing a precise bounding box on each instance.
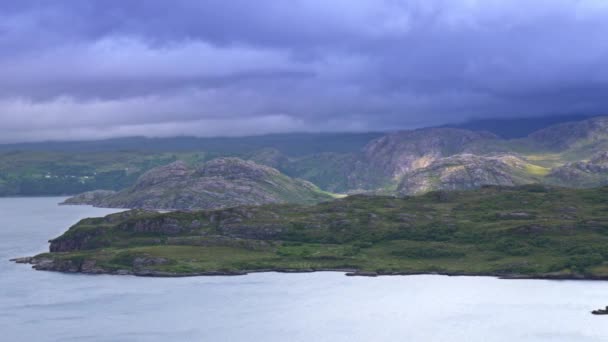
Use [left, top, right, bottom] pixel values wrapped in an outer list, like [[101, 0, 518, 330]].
[[525, 163, 550, 176], [524, 153, 565, 168]]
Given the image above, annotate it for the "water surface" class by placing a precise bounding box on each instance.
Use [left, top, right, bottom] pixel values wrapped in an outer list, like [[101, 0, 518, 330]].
[[1, 197, 608, 341]]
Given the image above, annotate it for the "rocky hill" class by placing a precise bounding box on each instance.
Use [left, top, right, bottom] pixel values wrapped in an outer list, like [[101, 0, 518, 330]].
[[362, 128, 499, 180], [62, 190, 117, 205], [281, 128, 503, 193], [546, 152, 608, 187], [396, 154, 540, 195], [283, 117, 608, 194], [62, 158, 334, 210]]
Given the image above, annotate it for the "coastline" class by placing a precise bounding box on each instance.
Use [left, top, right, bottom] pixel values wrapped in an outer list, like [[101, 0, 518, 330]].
[[11, 256, 608, 281]]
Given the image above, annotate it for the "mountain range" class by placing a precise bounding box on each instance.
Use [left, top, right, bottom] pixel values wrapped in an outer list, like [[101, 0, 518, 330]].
[[3, 115, 608, 205], [12, 115, 608, 280], [278, 116, 608, 194]]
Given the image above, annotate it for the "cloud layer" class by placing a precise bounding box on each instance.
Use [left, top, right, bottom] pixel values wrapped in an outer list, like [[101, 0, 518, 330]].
[[1, 0, 608, 142]]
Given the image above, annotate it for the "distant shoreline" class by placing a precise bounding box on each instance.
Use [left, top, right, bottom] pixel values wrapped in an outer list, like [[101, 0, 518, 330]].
[[0, 195, 71, 199], [11, 257, 608, 281]]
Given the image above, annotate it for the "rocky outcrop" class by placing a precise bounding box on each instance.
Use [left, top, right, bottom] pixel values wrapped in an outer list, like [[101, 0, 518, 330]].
[[592, 306, 608, 315], [63, 158, 333, 210], [397, 154, 536, 195], [61, 190, 116, 205], [363, 128, 499, 181], [286, 128, 502, 193], [119, 216, 202, 235], [547, 151, 608, 187], [47, 205, 289, 253], [282, 118, 608, 194]]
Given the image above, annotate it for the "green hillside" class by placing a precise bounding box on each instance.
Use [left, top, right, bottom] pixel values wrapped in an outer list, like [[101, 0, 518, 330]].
[[21, 185, 608, 279]]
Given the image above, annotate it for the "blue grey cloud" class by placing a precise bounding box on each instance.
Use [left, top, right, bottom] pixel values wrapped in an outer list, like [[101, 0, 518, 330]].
[[0, 0, 607, 142]]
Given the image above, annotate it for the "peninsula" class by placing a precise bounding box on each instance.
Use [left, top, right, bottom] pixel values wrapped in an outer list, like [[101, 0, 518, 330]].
[[15, 185, 608, 279]]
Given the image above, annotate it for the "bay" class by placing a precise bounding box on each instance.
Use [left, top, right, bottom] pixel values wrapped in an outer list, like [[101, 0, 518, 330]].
[[1, 197, 607, 341]]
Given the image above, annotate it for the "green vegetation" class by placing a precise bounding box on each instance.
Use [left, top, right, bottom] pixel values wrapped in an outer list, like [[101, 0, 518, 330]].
[[28, 185, 608, 279], [0, 151, 206, 196], [0, 132, 381, 196], [524, 163, 551, 176]]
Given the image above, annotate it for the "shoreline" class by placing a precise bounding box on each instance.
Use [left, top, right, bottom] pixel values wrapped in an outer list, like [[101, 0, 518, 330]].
[[0, 195, 71, 199], [11, 256, 608, 281]]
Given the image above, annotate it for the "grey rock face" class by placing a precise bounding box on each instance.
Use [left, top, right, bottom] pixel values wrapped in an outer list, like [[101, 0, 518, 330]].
[[133, 160, 193, 189], [547, 151, 608, 187], [397, 154, 535, 195], [363, 128, 498, 180], [60, 190, 117, 205]]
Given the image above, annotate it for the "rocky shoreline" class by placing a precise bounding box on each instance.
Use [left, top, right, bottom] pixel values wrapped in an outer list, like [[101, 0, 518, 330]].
[[11, 256, 608, 281], [10, 256, 358, 277]]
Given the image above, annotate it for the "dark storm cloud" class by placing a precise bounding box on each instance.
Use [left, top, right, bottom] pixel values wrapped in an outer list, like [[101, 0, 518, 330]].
[[0, 0, 608, 142]]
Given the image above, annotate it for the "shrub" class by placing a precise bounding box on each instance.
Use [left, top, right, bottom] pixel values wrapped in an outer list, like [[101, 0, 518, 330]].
[[391, 246, 465, 259]]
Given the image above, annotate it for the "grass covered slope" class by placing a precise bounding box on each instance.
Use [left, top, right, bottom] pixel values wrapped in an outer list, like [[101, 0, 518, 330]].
[[0, 150, 206, 196], [0, 132, 382, 196], [22, 185, 608, 279]]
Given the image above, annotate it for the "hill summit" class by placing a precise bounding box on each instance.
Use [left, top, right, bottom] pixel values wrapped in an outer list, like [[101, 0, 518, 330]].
[[63, 158, 333, 210]]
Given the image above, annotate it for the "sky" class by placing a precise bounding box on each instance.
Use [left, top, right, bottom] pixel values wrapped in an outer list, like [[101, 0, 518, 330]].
[[1, 0, 608, 142]]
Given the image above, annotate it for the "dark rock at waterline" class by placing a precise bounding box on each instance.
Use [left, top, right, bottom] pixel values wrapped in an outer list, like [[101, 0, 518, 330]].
[[9, 256, 34, 264], [345, 271, 378, 277]]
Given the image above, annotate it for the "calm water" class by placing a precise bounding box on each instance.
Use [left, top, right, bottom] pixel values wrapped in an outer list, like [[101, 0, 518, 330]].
[[1, 197, 608, 341]]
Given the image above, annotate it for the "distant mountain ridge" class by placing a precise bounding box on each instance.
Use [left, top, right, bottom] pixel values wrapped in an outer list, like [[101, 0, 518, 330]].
[[0, 132, 383, 156], [442, 114, 596, 138], [3, 115, 608, 197], [279, 116, 608, 193], [0, 114, 593, 151]]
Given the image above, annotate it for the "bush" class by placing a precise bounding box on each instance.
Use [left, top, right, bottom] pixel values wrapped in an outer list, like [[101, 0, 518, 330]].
[[353, 241, 374, 249], [566, 253, 604, 273], [110, 251, 139, 266], [493, 238, 532, 256], [391, 245, 465, 259]]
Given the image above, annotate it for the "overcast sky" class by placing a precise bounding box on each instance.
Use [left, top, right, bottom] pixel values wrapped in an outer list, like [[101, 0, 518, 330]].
[[1, 0, 607, 142]]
